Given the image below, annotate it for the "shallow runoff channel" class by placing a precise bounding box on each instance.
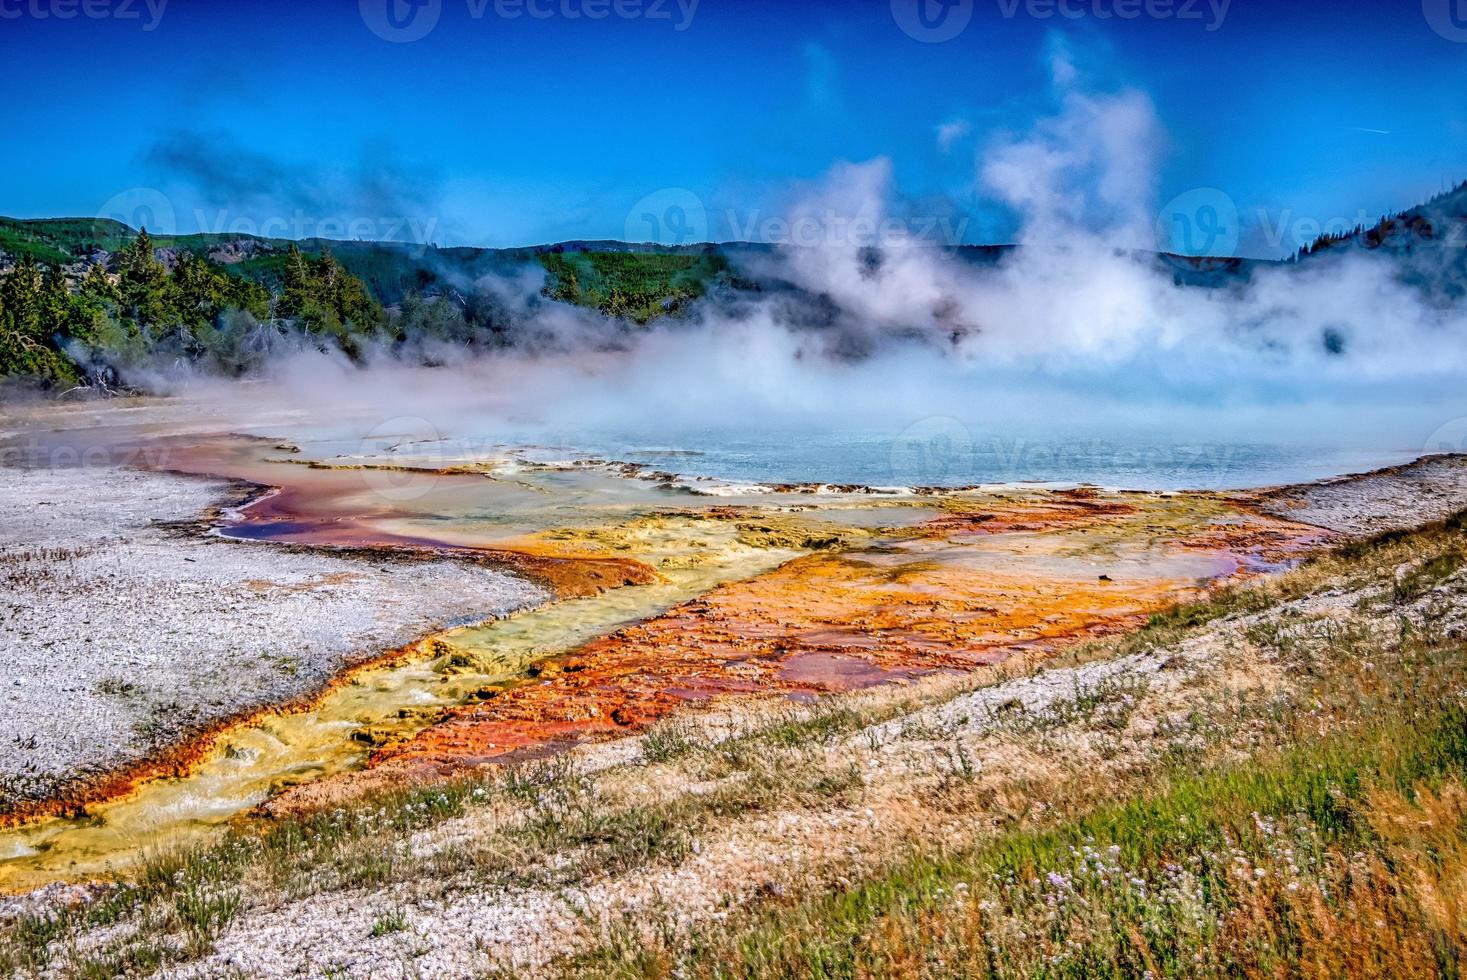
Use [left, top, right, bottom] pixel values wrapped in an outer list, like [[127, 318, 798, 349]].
[[0, 511, 807, 891]]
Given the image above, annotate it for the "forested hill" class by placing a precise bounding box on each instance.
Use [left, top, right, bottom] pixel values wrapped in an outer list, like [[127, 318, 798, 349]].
[[0, 231, 381, 386], [0, 220, 743, 388], [0, 218, 742, 309]]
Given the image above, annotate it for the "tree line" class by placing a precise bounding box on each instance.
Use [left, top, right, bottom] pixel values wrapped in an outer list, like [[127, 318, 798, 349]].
[[0, 232, 742, 390], [0, 231, 389, 388]]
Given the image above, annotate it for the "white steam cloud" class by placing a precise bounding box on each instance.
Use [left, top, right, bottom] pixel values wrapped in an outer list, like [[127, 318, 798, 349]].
[[140, 44, 1467, 486]]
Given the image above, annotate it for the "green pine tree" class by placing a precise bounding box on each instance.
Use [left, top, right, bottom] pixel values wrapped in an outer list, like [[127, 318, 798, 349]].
[[117, 229, 175, 331], [0, 257, 78, 384], [79, 260, 119, 306]]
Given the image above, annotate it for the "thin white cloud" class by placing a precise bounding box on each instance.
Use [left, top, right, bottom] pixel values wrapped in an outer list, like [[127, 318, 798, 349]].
[[936, 119, 971, 153]]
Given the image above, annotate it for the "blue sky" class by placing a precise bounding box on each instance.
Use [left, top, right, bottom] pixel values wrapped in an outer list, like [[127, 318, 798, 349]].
[[4, 0, 1467, 255]]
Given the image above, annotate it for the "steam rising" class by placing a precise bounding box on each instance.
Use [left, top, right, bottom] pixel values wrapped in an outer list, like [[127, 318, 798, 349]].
[[142, 48, 1467, 481]]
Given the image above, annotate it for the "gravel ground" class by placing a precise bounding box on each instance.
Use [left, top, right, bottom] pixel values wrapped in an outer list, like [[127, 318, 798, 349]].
[[1255, 454, 1467, 534], [0, 464, 550, 810]]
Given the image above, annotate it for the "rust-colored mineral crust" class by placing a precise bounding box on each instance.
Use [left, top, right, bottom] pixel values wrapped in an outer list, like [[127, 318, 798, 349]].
[[265, 490, 1324, 814], [48, 432, 1324, 819]]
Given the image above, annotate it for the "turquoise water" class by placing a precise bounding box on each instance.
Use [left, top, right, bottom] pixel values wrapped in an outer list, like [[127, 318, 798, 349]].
[[499, 425, 1420, 492]]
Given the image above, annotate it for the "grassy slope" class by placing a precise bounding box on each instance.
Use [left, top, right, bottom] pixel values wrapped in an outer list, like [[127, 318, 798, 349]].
[[539, 249, 734, 323], [4, 512, 1467, 977], [0, 218, 135, 265]]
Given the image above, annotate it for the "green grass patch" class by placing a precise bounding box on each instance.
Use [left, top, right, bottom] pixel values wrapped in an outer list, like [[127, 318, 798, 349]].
[[540, 250, 732, 323]]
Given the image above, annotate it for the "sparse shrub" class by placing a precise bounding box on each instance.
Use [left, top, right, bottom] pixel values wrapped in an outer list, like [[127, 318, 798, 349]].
[[641, 717, 703, 764], [172, 884, 241, 956], [369, 907, 408, 937]]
